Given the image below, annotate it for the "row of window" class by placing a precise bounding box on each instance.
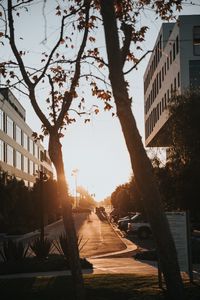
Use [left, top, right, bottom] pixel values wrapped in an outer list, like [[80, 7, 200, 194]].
[[0, 108, 39, 158], [145, 26, 200, 95], [144, 35, 179, 109], [144, 34, 163, 94], [0, 139, 38, 175], [145, 75, 180, 139], [145, 71, 180, 115]]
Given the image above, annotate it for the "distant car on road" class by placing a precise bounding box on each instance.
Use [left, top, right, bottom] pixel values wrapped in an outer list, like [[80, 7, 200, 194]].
[[117, 213, 136, 231], [127, 213, 151, 239]]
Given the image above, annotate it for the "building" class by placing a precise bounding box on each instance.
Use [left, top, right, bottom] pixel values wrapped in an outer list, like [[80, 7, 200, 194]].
[[144, 15, 200, 147], [0, 88, 53, 187]]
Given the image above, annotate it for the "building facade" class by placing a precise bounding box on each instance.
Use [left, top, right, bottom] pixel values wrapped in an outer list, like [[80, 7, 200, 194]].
[[0, 88, 53, 187], [144, 15, 200, 147]]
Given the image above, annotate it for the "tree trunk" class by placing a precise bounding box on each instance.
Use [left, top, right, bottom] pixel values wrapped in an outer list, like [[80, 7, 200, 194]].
[[48, 132, 85, 300], [100, 1, 184, 299]]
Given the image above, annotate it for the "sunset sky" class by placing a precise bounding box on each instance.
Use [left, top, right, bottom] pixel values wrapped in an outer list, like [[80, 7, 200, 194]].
[[1, 1, 199, 201]]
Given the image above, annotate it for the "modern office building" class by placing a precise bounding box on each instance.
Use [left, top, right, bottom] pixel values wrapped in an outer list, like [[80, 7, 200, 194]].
[[0, 88, 53, 187], [144, 15, 200, 147]]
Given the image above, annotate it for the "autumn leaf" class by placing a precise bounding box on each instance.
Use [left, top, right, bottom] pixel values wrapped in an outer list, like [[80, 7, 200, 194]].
[[0, 32, 4, 38], [89, 36, 96, 42], [104, 102, 113, 111]]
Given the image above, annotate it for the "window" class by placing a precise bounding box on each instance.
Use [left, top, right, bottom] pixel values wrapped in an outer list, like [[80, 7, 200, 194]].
[[178, 72, 180, 87], [29, 139, 34, 155], [164, 93, 167, 109], [16, 151, 22, 170], [167, 57, 169, 70], [0, 109, 4, 131], [0, 139, 4, 161], [193, 26, 200, 55], [23, 133, 28, 150], [173, 43, 176, 60], [174, 77, 177, 90], [6, 144, 14, 166], [35, 163, 39, 175], [170, 50, 172, 65], [162, 67, 164, 81], [24, 156, 28, 173], [176, 36, 179, 54], [189, 60, 200, 88], [35, 145, 38, 159], [29, 160, 34, 175], [16, 125, 22, 145], [6, 116, 13, 138]]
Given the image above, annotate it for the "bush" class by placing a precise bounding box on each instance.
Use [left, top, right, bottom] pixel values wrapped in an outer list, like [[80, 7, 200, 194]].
[[53, 233, 88, 258], [0, 254, 92, 275], [30, 237, 52, 259], [0, 239, 28, 262]]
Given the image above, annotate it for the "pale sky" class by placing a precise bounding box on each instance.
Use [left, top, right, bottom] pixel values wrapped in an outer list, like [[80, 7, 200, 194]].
[[0, 1, 199, 201]]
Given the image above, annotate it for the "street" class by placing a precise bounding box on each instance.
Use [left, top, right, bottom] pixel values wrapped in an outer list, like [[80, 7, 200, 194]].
[[43, 212, 127, 258]]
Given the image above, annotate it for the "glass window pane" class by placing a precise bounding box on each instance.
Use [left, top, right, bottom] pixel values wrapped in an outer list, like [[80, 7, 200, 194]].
[[0, 139, 4, 161], [29, 139, 34, 155], [16, 151, 22, 170], [6, 116, 13, 138], [23, 133, 28, 150], [0, 109, 4, 131], [7, 144, 14, 166], [24, 156, 28, 173], [29, 160, 34, 175], [35, 145, 38, 159], [16, 125, 22, 145]]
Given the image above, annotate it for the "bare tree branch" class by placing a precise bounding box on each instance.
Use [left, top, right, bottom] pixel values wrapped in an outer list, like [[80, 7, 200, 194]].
[[7, 0, 51, 131], [35, 3, 86, 84], [79, 73, 111, 87], [56, 1, 91, 131], [82, 55, 108, 67], [34, 15, 66, 86], [12, 0, 35, 9], [8, 0, 33, 87], [123, 49, 153, 75]]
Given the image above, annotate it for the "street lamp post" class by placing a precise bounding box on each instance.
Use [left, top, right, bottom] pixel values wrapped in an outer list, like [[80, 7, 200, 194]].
[[71, 169, 78, 208]]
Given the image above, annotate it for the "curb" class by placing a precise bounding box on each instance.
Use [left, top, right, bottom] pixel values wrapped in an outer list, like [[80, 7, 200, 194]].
[[89, 222, 137, 259]]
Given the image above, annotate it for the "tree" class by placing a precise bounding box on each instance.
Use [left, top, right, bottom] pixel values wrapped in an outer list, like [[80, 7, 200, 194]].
[[77, 186, 96, 209], [99, 1, 184, 299], [167, 91, 200, 217], [111, 178, 142, 216], [1, 1, 93, 298], [1, 1, 191, 298]]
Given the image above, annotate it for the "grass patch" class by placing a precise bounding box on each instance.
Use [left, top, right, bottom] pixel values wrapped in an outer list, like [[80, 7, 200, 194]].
[[0, 254, 93, 275], [0, 274, 199, 300]]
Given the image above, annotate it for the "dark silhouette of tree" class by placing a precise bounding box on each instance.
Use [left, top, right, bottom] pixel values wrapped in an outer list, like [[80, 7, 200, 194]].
[[99, 1, 184, 299], [1, 1, 93, 298], [167, 91, 200, 217]]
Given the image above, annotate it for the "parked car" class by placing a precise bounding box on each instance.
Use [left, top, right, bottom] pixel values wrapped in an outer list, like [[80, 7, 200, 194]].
[[127, 213, 151, 239], [117, 213, 136, 231]]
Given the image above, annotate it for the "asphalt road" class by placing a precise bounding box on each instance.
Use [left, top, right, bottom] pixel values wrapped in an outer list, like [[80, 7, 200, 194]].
[[17, 212, 127, 258]]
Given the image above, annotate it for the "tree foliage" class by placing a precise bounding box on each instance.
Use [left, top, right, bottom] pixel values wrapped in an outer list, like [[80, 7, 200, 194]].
[[111, 177, 143, 216], [167, 91, 200, 215], [0, 172, 60, 233]]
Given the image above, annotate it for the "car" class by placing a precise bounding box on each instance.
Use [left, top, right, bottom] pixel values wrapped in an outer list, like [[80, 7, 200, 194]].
[[127, 213, 151, 239], [117, 213, 136, 231]]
